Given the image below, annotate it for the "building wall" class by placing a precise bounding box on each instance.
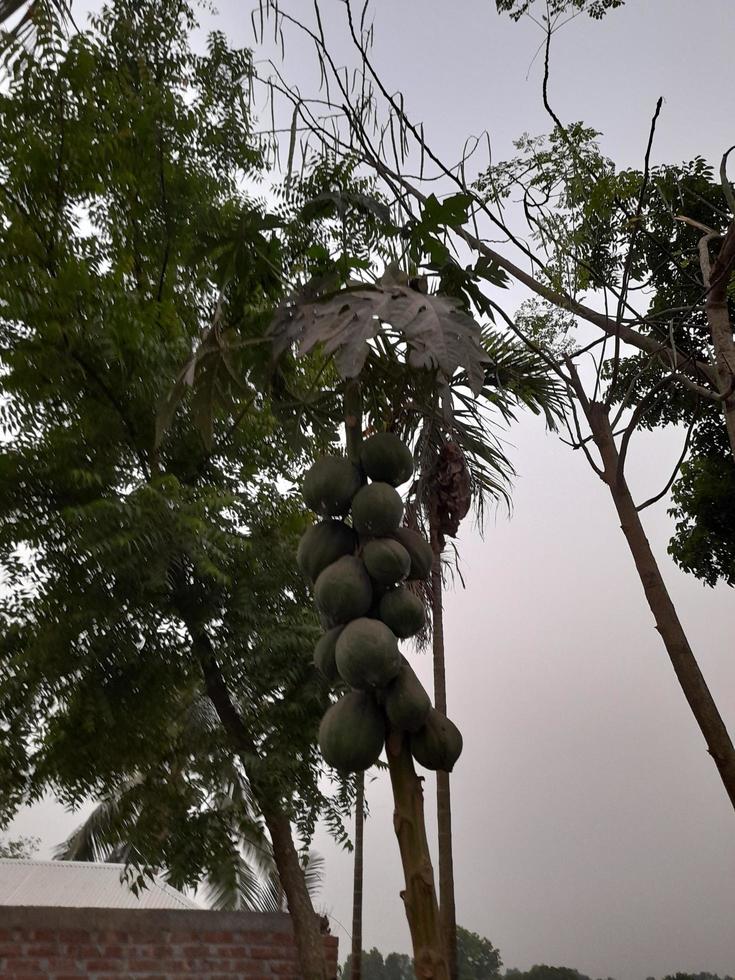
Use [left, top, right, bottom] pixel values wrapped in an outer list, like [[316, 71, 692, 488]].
[[0, 906, 339, 979]]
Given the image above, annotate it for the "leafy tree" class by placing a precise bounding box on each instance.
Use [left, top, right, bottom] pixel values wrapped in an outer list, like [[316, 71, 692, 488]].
[[0, 2, 394, 975], [495, 0, 624, 20], [521, 968, 589, 980], [663, 974, 734, 980], [0, 835, 40, 859], [456, 926, 502, 979], [384, 952, 415, 980], [340, 928, 501, 980], [341, 948, 391, 980]]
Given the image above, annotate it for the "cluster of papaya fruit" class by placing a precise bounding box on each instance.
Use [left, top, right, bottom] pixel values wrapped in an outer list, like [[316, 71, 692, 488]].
[[297, 431, 463, 775]]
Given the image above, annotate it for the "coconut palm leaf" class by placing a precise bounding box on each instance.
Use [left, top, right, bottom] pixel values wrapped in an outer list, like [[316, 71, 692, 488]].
[[0, 0, 71, 51], [203, 841, 278, 912], [54, 776, 143, 863]]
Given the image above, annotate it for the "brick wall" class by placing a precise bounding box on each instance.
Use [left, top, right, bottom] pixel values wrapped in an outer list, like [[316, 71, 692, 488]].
[[0, 906, 339, 979]]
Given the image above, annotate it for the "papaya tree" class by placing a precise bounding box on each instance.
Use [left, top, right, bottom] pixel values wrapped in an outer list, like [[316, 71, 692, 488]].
[[244, 0, 735, 817], [270, 213, 562, 977]]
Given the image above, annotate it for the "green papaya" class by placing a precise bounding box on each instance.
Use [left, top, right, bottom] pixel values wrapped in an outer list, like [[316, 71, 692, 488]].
[[360, 432, 413, 487], [335, 617, 401, 690], [384, 659, 431, 732], [318, 691, 385, 772], [361, 537, 411, 588], [392, 527, 433, 581], [297, 520, 356, 583], [378, 586, 425, 639], [302, 455, 361, 517], [351, 482, 404, 537], [313, 626, 343, 682], [410, 708, 463, 773], [314, 555, 373, 625]]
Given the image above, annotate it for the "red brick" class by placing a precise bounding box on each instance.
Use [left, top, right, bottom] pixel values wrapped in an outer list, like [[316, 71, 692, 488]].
[[1, 960, 43, 974], [217, 944, 252, 958], [198, 931, 234, 943], [252, 944, 293, 959], [84, 959, 124, 972]]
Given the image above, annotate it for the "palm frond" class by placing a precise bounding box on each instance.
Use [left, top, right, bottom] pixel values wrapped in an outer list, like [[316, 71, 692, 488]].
[[54, 776, 143, 862], [0, 0, 71, 52], [480, 326, 567, 430], [203, 844, 278, 912], [301, 850, 325, 898]]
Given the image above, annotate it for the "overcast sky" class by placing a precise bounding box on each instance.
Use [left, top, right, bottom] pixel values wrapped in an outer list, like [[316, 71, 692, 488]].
[[10, 2, 735, 978]]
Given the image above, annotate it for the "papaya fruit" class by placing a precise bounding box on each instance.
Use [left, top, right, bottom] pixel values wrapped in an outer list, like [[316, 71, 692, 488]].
[[351, 482, 404, 537], [318, 691, 385, 772], [384, 659, 431, 732], [314, 555, 373, 625], [361, 537, 411, 588], [335, 617, 401, 690], [360, 432, 413, 487], [410, 708, 463, 772], [378, 586, 425, 639], [392, 527, 433, 581], [303, 455, 361, 517], [297, 519, 356, 583], [313, 626, 343, 682]]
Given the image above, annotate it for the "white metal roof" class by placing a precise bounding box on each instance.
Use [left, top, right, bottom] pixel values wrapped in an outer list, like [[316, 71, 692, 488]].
[[0, 859, 201, 910]]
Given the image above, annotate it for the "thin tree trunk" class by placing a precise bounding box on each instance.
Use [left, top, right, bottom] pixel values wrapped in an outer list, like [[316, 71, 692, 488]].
[[430, 533, 458, 980], [346, 381, 447, 976], [701, 222, 735, 465], [386, 731, 450, 980], [264, 807, 330, 979], [351, 773, 365, 980], [585, 400, 735, 811], [346, 382, 364, 980], [189, 626, 329, 980]]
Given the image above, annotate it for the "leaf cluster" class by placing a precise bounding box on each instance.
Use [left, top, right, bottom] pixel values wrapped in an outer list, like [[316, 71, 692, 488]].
[[0, 0, 364, 892]]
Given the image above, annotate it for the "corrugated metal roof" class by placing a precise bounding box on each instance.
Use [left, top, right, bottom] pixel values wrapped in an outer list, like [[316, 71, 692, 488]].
[[0, 859, 202, 910]]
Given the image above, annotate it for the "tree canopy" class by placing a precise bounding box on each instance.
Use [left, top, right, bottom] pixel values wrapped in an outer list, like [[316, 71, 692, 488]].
[[0, 0, 377, 896]]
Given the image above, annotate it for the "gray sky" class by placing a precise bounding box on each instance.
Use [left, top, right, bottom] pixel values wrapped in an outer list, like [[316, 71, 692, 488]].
[[9, 2, 735, 978]]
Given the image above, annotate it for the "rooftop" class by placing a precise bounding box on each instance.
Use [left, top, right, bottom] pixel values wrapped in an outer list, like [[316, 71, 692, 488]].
[[0, 859, 202, 911]]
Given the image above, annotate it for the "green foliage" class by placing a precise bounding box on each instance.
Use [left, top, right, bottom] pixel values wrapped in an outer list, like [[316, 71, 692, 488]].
[[662, 974, 734, 980], [668, 423, 735, 587], [0, 0, 367, 892], [341, 948, 413, 980], [478, 126, 735, 587], [495, 0, 624, 20], [0, 834, 40, 859], [456, 926, 502, 979], [340, 927, 501, 980]]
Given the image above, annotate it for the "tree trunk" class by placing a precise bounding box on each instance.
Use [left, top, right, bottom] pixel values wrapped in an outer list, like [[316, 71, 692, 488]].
[[263, 807, 330, 980], [189, 627, 329, 980], [585, 400, 735, 811], [351, 773, 364, 980], [702, 222, 735, 465], [386, 731, 450, 980], [430, 538, 458, 980], [346, 381, 364, 980]]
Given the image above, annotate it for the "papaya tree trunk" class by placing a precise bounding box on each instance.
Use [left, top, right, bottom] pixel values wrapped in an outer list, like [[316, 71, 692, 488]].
[[386, 731, 450, 980], [187, 624, 329, 980], [584, 400, 735, 811], [351, 773, 365, 980], [346, 381, 364, 980], [429, 526, 458, 980], [345, 380, 447, 977]]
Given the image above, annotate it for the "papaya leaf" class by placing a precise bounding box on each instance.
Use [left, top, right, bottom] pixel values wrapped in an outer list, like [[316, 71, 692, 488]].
[[270, 279, 489, 394], [299, 188, 392, 226]]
